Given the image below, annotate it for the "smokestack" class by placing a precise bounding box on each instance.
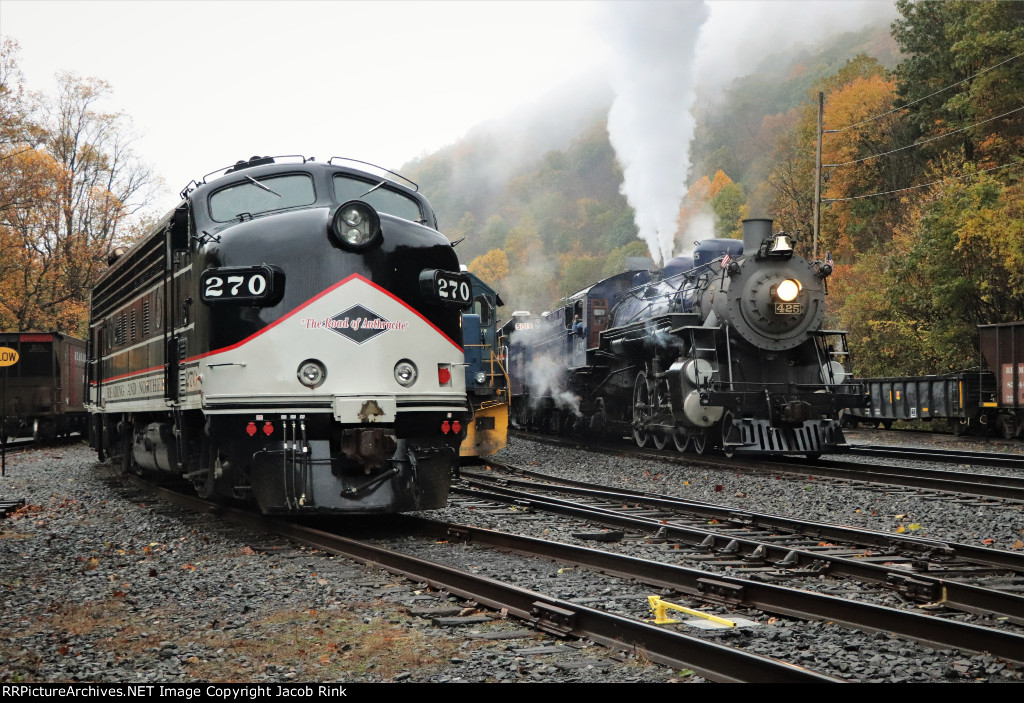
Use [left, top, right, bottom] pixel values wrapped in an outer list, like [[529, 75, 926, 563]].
[[742, 219, 773, 254]]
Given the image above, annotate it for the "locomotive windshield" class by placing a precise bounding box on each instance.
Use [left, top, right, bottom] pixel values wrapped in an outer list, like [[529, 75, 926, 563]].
[[333, 175, 424, 223], [209, 173, 316, 222]]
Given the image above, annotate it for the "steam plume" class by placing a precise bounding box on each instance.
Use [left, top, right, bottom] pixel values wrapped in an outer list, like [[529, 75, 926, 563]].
[[602, 1, 710, 266]]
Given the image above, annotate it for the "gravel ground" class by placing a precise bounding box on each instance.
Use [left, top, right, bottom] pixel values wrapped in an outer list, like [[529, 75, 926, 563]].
[[1, 430, 1022, 683], [487, 429, 1024, 551], [0, 443, 673, 684]]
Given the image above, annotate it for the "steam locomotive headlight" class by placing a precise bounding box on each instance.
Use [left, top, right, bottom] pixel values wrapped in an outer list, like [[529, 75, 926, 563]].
[[394, 359, 418, 387], [297, 359, 327, 388], [775, 279, 801, 302], [330, 200, 381, 250]]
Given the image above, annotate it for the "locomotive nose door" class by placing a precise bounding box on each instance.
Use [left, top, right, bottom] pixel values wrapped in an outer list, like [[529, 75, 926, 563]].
[[165, 204, 192, 403]]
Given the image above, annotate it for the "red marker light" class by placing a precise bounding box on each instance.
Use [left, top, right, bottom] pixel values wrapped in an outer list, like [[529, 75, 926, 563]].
[[441, 420, 450, 434], [451, 420, 462, 434], [246, 422, 257, 437], [438, 366, 452, 386], [263, 421, 274, 436]]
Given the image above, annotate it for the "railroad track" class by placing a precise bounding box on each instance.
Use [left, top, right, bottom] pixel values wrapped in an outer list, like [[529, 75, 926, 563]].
[[0, 498, 25, 518], [122, 471, 1024, 681], [128, 477, 838, 683], [848, 443, 1024, 470], [458, 463, 1024, 623], [510, 431, 1024, 503], [403, 513, 1024, 666]]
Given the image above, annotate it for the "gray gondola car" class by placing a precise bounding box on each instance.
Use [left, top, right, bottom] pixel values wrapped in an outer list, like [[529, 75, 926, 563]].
[[848, 321, 1024, 439], [0, 331, 87, 440], [846, 371, 995, 434]]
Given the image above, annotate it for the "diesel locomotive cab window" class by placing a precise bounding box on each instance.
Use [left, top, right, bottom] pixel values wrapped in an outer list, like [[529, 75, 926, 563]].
[[333, 175, 423, 223], [473, 296, 493, 326], [209, 174, 316, 222]]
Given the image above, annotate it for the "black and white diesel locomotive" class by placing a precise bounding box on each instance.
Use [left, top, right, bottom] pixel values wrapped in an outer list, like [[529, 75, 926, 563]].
[[88, 156, 471, 514], [507, 219, 865, 457]]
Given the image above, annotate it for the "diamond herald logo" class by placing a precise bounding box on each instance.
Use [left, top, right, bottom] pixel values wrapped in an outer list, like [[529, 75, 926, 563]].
[[300, 304, 409, 345]]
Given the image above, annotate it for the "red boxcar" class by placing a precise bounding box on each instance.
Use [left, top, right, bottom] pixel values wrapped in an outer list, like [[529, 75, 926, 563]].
[[0, 332, 87, 440]]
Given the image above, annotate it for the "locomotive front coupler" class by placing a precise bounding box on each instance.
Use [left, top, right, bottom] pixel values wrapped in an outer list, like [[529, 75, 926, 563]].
[[341, 466, 400, 498]]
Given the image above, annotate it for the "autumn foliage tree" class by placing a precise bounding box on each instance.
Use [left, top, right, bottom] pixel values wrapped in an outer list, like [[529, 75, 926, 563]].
[[467, 249, 510, 292], [830, 2, 1024, 373], [0, 38, 153, 336], [674, 170, 746, 252]]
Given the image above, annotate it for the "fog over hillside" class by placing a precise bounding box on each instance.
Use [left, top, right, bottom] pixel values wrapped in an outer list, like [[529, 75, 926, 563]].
[[406, 1, 900, 265]]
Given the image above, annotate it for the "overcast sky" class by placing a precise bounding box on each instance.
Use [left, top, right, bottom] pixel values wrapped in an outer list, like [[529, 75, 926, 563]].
[[1, 0, 897, 216]]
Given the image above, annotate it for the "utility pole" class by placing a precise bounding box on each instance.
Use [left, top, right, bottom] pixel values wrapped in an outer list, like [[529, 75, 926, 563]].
[[813, 91, 823, 260]]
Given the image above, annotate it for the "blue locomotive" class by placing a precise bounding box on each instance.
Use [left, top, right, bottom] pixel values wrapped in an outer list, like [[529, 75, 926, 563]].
[[459, 272, 509, 459]]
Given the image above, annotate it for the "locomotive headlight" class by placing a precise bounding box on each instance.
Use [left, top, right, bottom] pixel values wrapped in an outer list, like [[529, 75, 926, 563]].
[[330, 200, 381, 250], [394, 359, 418, 387], [342, 208, 364, 227], [474, 371, 487, 384], [775, 279, 801, 302], [297, 359, 327, 388]]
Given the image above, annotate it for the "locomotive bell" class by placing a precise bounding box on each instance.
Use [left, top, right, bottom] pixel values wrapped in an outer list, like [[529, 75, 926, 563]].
[[768, 234, 794, 257]]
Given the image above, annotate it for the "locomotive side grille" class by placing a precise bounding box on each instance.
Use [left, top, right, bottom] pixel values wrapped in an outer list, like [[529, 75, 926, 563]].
[[91, 232, 165, 321]]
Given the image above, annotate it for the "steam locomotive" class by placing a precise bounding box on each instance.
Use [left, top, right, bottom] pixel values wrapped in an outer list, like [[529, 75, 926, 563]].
[[87, 155, 469, 514], [507, 219, 865, 457]]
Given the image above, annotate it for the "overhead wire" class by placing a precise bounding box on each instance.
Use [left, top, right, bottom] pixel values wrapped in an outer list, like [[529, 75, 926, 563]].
[[819, 49, 1024, 203], [822, 160, 1024, 203], [828, 50, 1024, 133], [825, 105, 1024, 168]]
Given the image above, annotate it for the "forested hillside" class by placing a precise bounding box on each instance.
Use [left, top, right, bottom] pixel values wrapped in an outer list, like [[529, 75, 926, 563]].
[[2, 1, 1021, 378], [405, 0, 1024, 376]]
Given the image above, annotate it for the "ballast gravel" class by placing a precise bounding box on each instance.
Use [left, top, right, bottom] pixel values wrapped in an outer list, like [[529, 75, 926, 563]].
[[0, 429, 1022, 683], [0, 444, 669, 684]]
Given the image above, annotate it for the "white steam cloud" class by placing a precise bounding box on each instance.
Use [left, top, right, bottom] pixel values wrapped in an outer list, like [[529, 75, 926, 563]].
[[525, 353, 582, 418], [599, 1, 898, 266], [602, 1, 711, 266]]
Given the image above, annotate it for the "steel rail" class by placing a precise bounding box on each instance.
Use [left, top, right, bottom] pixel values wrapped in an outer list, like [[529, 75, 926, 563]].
[[453, 480, 1024, 626], [817, 459, 1024, 498], [848, 444, 1024, 470], [510, 431, 1024, 502], [138, 480, 839, 683], [465, 464, 1024, 573], [401, 515, 1024, 665]]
